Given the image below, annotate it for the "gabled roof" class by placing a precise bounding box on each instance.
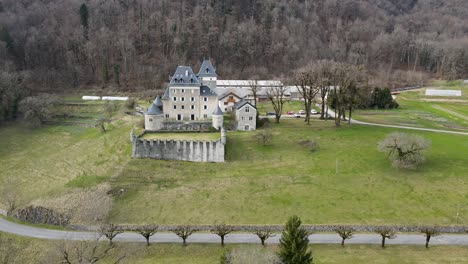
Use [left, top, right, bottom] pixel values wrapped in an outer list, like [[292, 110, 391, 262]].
[[198, 59, 217, 77], [153, 96, 163, 106], [146, 103, 163, 115], [212, 103, 223, 115], [200, 85, 217, 97], [234, 99, 256, 110], [218, 91, 242, 100], [169, 66, 200, 86]]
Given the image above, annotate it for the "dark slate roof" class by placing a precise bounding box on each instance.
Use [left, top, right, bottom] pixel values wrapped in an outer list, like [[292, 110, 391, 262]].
[[169, 66, 200, 86], [200, 85, 217, 97], [212, 103, 223, 115], [234, 99, 256, 110], [218, 91, 242, 100], [146, 103, 163, 115], [153, 96, 163, 106], [198, 59, 217, 77], [162, 88, 169, 100]]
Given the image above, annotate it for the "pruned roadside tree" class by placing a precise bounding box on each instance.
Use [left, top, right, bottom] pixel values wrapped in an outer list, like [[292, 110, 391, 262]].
[[378, 132, 431, 168], [278, 216, 313, 264], [173, 225, 197, 246], [253, 226, 274, 246], [211, 224, 234, 247], [99, 224, 125, 246], [293, 67, 320, 125], [420, 226, 441, 248], [135, 225, 158, 246], [375, 227, 397, 248], [334, 226, 355, 247], [56, 239, 125, 264], [266, 82, 288, 123]]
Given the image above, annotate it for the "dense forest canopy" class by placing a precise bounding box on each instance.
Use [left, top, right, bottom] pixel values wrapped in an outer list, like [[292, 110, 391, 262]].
[[1, 0, 468, 91]]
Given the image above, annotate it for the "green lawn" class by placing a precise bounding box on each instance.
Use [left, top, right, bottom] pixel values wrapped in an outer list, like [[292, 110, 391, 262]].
[[353, 80, 468, 131], [141, 132, 220, 141], [109, 119, 468, 226], [2, 232, 468, 264], [256, 100, 320, 115]]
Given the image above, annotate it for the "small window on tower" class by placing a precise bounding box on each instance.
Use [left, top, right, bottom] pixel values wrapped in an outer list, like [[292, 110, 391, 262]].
[[204, 105, 207, 110], [245, 106, 250, 112]]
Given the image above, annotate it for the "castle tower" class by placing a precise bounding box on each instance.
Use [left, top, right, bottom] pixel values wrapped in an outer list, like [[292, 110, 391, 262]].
[[145, 100, 164, 131], [197, 59, 217, 90], [212, 103, 224, 130], [153, 96, 163, 111]]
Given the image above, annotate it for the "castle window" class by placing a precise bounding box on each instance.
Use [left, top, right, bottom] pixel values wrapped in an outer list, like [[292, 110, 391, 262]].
[[245, 106, 250, 112], [165, 114, 169, 119], [181, 89, 185, 93], [203, 114, 208, 118], [181, 105, 185, 109], [191, 97, 195, 101], [241, 117, 245, 121], [224, 102, 228, 105], [191, 114, 195, 120], [206, 68, 209, 73], [203, 105, 207, 110], [191, 105, 195, 110], [149, 118, 153, 122], [190, 78, 194, 83], [172, 89, 176, 93], [173, 105, 177, 109], [177, 114, 182, 120], [203, 97, 208, 102], [173, 97, 177, 102], [181, 97, 185, 102], [249, 117, 253, 121]]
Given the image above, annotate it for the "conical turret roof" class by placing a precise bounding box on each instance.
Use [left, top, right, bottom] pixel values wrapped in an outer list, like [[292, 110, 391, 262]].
[[212, 103, 223, 115], [146, 103, 163, 115], [153, 96, 163, 107]]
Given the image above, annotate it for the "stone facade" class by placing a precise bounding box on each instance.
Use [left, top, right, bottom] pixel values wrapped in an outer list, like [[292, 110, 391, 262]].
[[131, 129, 226, 163], [234, 101, 257, 131]]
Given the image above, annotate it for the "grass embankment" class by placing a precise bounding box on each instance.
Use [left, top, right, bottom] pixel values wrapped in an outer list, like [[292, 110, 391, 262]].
[[354, 80, 468, 130], [109, 119, 468, 225], [1, 232, 467, 264]]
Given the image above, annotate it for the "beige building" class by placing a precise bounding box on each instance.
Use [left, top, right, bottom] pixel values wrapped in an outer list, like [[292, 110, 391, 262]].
[[161, 66, 218, 121]]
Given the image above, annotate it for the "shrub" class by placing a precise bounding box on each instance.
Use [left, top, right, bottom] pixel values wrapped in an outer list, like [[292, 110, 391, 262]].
[[378, 132, 430, 168], [18, 94, 58, 127]]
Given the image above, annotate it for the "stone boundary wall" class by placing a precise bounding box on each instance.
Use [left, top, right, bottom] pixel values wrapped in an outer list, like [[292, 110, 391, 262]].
[[68, 224, 468, 234], [159, 121, 213, 132], [131, 130, 226, 163]]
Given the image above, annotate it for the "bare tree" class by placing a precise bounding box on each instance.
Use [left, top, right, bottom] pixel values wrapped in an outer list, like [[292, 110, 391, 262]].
[[211, 224, 234, 247], [99, 224, 125, 246], [375, 227, 397, 248], [294, 66, 320, 124], [56, 239, 125, 264], [265, 82, 288, 123], [420, 226, 441, 248], [253, 226, 274, 246], [253, 127, 273, 145], [173, 225, 197, 246], [248, 79, 260, 110], [334, 226, 354, 247], [135, 225, 158, 246], [0, 177, 20, 216], [378, 132, 431, 168]]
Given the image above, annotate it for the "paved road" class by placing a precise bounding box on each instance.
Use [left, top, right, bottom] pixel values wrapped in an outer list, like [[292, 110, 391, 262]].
[[314, 107, 468, 136], [1, 218, 468, 245]]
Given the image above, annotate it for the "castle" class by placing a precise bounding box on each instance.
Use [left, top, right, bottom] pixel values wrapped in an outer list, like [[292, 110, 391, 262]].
[[145, 59, 257, 132]]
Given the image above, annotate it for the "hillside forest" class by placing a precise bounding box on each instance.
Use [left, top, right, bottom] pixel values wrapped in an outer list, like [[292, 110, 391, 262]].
[[1, 0, 468, 123]]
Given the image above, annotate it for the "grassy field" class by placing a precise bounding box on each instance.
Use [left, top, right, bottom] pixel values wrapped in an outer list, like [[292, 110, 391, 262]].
[[141, 132, 220, 141], [354, 80, 468, 130], [1, 93, 467, 226], [109, 119, 468, 225], [2, 232, 468, 264], [256, 100, 320, 115]]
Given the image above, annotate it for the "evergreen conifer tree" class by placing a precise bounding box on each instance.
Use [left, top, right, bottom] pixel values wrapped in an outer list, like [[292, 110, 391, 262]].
[[278, 215, 313, 264], [79, 3, 89, 40]]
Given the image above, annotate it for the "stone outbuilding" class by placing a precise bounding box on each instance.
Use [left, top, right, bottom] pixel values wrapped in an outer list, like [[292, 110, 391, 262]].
[[233, 100, 257, 131]]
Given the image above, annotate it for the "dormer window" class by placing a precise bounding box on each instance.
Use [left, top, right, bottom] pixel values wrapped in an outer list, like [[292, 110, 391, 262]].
[[206, 68, 209, 73], [245, 106, 250, 112], [185, 70, 188, 76], [190, 78, 194, 83]]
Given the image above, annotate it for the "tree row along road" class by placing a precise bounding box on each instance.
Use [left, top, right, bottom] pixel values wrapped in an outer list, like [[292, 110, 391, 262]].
[[1, 219, 468, 245]]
